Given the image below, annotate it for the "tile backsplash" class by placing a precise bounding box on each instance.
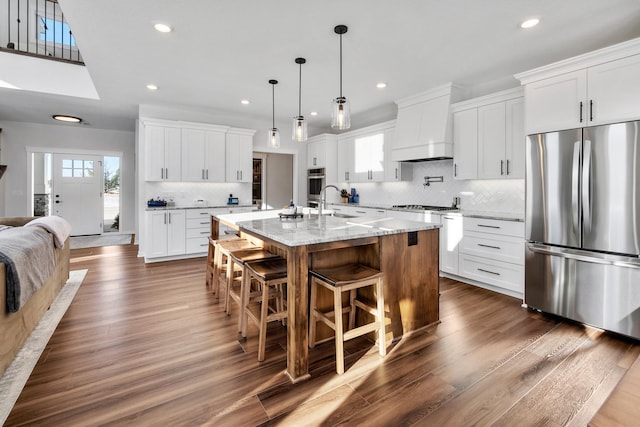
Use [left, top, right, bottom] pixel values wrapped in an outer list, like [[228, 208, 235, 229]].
[[332, 159, 524, 213], [145, 182, 252, 207]]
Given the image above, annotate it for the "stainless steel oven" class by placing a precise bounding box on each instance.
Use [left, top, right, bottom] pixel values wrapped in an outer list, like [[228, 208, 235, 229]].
[[307, 168, 325, 207]]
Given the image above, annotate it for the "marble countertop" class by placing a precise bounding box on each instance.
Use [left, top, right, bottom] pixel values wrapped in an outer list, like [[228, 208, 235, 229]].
[[145, 204, 253, 211], [234, 215, 440, 247]]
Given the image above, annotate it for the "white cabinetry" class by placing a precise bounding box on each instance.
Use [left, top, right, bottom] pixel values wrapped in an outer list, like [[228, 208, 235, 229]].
[[307, 134, 338, 183], [181, 128, 226, 182], [384, 128, 411, 182], [307, 138, 326, 168], [185, 209, 218, 254], [452, 87, 524, 180], [458, 217, 524, 296], [440, 213, 462, 275], [337, 137, 354, 182], [144, 125, 182, 181], [225, 129, 254, 182], [145, 210, 186, 259], [516, 40, 640, 134]]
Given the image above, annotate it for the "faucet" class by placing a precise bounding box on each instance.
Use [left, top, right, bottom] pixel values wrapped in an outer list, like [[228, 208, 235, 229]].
[[319, 184, 339, 216]]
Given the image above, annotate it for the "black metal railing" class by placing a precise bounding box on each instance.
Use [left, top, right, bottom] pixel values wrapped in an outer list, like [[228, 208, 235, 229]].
[[1, 0, 83, 63]]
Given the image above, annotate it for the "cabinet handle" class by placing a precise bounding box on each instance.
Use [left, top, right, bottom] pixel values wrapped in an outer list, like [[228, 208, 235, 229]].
[[478, 268, 500, 276], [356, 210, 366, 214], [200, 231, 209, 235], [164, 212, 167, 224], [506, 160, 510, 175], [202, 169, 205, 180], [200, 244, 208, 247], [161, 168, 164, 179], [200, 221, 208, 224], [579, 101, 583, 123], [478, 243, 501, 250], [166, 168, 169, 179], [395, 167, 398, 179], [500, 160, 504, 175], [454, 163, 457, 177], [168, 212, 171, 224], [240, 171, 243, 180], [206, 169, 209, 180], [199, 212, 209, 215], [477, 224, 500, 229], [590, 99, 593, 122]]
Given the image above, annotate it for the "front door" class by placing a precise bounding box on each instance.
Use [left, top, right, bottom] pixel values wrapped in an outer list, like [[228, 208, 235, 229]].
[[52, 153, 103, 236]]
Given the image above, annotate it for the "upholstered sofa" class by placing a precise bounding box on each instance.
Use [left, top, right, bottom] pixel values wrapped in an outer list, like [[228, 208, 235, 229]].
[[0, 217, 70, 376]]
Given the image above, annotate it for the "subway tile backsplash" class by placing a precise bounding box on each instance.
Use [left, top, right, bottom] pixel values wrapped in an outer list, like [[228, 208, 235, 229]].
[[332, 159, 524, 214]]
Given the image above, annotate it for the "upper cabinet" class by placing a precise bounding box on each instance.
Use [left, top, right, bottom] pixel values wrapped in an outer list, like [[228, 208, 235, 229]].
[[144, 124, 182, 181], [181, 127, 227, 182], [516, 38, 640, 134], [392, 83, 466, 162], [225, 128, 255, 183], [306, 134, 337, 182], [452, 87, 524, 180]]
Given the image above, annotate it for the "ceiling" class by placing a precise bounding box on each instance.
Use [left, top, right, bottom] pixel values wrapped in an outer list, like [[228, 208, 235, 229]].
[[1, 0, 640, 135]]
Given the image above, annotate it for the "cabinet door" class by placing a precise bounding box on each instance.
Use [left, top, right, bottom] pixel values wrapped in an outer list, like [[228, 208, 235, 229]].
[[181, 128, 206, 181], [337, 138, 354, 182], [204, 131, 226, 181], [524, 70, 587, 134], [145, 125, 168, 181], [393, 103, 422, 150], [477, 102, 506, 179], [505, 98, 525, 178], [588, 54, 640, 126], [453, 109, 478, 180], [440, 214, 462, 274], [164, 127, 182, 181], [354, 132, 385, 182], [226, 133, 252, 182], [166, 210, 186, 256], [146, 211, 168, 257], [307, 141, 325, 168]]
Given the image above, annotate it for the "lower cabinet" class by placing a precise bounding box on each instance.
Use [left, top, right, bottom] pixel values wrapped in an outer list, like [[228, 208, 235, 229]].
[[145, 210, 186, 258], [440, 213, 462, 275]]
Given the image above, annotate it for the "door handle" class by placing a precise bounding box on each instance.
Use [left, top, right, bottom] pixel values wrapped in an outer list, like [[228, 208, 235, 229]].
[[572, 141, 581, 235], [582, 139, 592, 233]]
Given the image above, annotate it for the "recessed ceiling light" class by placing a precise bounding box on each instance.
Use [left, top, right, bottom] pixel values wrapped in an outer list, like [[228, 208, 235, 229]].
[[52, 115, 82, 123], [376, 82, 387, 89], [241, 99, 250, 105], [310, 111, 318, 116], [146, 84, 158, 90], [520, 18, 540, 29], [154, 23, 173, 33]]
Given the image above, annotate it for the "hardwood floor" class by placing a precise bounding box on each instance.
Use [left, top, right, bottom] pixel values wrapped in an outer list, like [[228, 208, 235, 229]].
[[5, 243, 640, 426]]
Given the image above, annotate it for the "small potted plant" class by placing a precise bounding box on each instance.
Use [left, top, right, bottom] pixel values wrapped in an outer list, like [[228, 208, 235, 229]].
[[340, 189, 350, 204]]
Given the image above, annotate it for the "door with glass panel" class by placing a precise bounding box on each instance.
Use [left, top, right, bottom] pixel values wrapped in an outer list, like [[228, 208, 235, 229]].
[[52, 154, 103, 235]]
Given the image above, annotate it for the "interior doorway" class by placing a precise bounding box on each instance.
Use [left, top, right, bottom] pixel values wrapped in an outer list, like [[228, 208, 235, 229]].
[[253, 152, 294, 210]]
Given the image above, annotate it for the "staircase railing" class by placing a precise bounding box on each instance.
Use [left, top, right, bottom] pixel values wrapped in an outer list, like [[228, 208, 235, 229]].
[[0, 0, 83, 63]]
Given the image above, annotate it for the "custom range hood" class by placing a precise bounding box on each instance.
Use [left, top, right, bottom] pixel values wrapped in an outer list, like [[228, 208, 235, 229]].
[[392, 83, 466, 162]]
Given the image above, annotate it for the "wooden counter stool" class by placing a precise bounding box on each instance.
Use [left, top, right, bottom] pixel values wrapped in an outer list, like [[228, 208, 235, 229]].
[[242, 257, 288, 361], [211, 238, 255, 299], [226, 248, 279, 332], [309, 264, 386, 374], [206, 234, 241, 289]]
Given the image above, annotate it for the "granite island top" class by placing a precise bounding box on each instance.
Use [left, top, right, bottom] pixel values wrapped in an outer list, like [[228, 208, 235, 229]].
[[234, 215, 440, 247]]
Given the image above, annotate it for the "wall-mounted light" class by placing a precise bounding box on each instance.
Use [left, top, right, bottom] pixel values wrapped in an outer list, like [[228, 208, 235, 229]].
[[331, 25, 350, 130], [268, 79, 280, 148], [292, 57, 307, 142]]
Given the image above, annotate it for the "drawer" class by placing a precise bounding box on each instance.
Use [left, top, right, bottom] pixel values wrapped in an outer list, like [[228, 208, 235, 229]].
[[186, 237, 209, 254], [186, 228, 211, 239], [186, 209, 220, 219], [459, 254, 523, 293], [187, 217, 211, 229], [463, 217, 524, 237], [460, 231, 524, 265]]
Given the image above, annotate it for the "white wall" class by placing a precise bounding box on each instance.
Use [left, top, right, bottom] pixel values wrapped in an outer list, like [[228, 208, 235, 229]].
[[264, 152, 294, 209], [0, 120, 136, 232]]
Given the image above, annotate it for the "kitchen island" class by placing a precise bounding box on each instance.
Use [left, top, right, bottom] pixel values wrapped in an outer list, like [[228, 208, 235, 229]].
[[212, 211, 441, 383]]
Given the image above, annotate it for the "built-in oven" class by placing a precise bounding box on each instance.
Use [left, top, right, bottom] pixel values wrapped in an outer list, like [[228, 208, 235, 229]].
[[307, 167, 325, 208]]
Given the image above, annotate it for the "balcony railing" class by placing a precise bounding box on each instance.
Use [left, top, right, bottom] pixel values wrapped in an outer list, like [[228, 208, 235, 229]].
[[1, 0, 83, 63]]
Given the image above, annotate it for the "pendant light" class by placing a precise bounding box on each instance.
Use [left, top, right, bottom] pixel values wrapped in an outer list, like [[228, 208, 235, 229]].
[[292, 57, 307, 142], [268, 79, 280, 148], [331, 25, 350, 130]]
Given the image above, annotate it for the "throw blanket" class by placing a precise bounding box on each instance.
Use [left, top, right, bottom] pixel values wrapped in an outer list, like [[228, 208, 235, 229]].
[[0, 226, 56, 313], [24, 216, 72, 248]]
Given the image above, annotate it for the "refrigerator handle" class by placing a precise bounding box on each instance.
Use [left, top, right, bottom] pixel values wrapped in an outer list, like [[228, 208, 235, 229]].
[[582, 139, 592, 233], [572, 141, 581, 234]]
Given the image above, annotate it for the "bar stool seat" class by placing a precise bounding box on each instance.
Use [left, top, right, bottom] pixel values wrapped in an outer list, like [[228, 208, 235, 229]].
[[211, 238, 255, 299], [309, 263, 386, 374], [205, 234, 241, 291], [243, 257, 288, 361]]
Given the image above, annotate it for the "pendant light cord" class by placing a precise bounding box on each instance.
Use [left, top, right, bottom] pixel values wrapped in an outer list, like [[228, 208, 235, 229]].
[[298, 62, 302, 116], [339, 32, 343, 98], [272, 83, 275, 128]]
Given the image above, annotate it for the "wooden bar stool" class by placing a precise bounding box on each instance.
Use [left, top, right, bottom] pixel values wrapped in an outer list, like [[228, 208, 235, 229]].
[[211, 238, 255, 299], [205, 234, 241, 290], [226, 248, 279, 332], [309, 264, 386, 374], [242, 257, 288, 361]]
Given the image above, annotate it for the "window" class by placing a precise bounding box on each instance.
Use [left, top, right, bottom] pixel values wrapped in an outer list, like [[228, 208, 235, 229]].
[[38, 16, 76, 47], [62, 159, 94, 178]]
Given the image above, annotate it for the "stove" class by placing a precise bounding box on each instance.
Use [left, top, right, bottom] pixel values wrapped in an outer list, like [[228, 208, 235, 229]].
[[392, 204, 458, 212]]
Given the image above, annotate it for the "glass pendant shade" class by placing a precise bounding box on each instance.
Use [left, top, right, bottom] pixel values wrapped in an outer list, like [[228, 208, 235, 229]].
[[292, 116, 307, 142], [268, 128, 280, 148], [331, 96, 350, 130]]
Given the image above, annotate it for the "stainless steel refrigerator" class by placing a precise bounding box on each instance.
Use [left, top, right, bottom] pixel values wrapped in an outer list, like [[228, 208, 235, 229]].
[[525, 120, 640, 340]]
